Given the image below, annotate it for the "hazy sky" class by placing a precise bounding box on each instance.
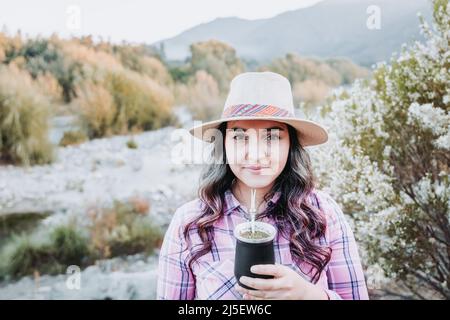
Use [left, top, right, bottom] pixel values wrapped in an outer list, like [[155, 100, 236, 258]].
[[0, 0, 323, 44]]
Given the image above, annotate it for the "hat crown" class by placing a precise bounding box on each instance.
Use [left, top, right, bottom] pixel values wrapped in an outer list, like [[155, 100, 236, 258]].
[[223, 72, 295, 114], [188, 71, 329, 147]]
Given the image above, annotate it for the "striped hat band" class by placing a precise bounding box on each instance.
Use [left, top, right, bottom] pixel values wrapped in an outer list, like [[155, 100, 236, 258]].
[[222, 104, 294, 118]]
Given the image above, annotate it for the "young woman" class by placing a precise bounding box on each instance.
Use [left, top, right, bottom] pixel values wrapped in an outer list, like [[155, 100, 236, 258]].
[[157, 72, 369, 300]]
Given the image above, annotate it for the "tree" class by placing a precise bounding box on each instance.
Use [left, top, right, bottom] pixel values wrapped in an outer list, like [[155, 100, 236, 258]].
[[4, 38, 82, 102], [190, 40, 244, 92]]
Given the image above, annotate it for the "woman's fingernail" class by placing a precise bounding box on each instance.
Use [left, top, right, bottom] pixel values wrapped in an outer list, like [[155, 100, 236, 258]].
[[251, 266, 258, 272]]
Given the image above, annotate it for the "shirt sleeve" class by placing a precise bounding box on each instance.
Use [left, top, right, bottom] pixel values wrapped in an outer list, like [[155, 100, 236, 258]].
[[156, 207, 196, 300], [318, 191, 370, 300]]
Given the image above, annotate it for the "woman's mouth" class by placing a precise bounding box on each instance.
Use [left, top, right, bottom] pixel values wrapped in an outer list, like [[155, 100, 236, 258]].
[[243, 165, 269, 173]]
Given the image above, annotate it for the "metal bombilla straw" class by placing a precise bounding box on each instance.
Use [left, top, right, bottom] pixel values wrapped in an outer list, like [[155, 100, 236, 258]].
[[250, 189, 256, 234]]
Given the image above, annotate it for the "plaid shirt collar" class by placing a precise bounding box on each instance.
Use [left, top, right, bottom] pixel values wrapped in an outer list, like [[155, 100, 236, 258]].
[[223, 188, 281, 216]]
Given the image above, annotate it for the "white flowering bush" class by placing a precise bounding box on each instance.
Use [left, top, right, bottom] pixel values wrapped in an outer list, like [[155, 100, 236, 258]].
[[310, 0, 449, 299]]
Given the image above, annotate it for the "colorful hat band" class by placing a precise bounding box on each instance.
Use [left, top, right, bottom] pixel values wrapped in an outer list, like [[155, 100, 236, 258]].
[[222, 104, 293, 118]]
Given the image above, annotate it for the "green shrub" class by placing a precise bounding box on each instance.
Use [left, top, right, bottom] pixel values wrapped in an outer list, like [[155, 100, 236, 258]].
[[169, 64, 192, 84], [59, 130, 88, 147], [0, 224, 90, 280], [0, 212, 50, 247], [0, 234, 60, 279], [0, 198, 161, 279], [50, 225, 90, 266], [126, 138, 138, 149]]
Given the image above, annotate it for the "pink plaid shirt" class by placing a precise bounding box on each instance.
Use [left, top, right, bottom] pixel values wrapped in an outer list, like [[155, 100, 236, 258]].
[[156, 188, 369, 300]]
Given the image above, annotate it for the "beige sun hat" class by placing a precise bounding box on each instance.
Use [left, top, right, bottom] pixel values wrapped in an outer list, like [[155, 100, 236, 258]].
[[188, 71, 328, 147]]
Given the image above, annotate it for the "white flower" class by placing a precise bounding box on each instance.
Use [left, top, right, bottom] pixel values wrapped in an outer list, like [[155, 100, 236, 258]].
[[434, 131, 450, 150], [443, 94, 450, 104], [407, 102, 449, 136]]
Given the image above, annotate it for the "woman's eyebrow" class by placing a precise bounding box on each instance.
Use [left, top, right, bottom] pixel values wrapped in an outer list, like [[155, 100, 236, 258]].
[[229, 126, 285, 131], [265, 126, 285, 131]]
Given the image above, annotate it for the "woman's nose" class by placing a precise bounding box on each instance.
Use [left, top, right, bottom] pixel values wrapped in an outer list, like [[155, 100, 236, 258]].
[[246, 135, 268, 162]]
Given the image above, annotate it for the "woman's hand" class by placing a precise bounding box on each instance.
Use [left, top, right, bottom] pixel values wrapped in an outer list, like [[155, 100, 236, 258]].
[[235, 264, 329, 300]]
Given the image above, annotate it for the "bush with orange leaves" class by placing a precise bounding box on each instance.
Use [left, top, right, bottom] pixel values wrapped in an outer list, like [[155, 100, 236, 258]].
[[74, 70, 177, 138], [87, 197, 161, 259]]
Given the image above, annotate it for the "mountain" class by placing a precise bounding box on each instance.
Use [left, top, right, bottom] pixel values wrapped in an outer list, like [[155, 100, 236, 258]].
[[152, 0, 433, 66]]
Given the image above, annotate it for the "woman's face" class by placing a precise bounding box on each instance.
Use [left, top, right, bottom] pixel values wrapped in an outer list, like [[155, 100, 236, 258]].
[[224, 120, 290, 189]]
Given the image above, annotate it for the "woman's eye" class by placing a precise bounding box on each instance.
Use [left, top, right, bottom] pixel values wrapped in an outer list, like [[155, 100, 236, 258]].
[[265, 134, 280, 141], [233, 134, 247, 141]]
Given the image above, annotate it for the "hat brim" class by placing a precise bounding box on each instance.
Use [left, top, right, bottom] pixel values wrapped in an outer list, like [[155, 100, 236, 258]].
[[188, 116, 328, 147]]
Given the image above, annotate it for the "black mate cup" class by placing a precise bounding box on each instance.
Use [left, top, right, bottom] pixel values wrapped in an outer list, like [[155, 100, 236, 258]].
[[233, 221, 277, 290]]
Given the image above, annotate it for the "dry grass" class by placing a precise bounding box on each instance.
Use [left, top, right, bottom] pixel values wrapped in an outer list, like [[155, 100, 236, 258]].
[[292, 79, 333, 110], [59, 130, 88, 147], [175, 70, 224, 121], [35, 72, 63, 103], [74, 70, 176, 138], [0, 64, 54, 165], [75, 81, 117, 138]]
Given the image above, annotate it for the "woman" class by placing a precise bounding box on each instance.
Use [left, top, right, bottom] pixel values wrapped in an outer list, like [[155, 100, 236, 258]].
[[157, 72, 369, 300]]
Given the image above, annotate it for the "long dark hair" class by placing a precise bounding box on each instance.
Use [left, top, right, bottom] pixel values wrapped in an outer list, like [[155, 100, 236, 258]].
[[182, 122, 331, 283]]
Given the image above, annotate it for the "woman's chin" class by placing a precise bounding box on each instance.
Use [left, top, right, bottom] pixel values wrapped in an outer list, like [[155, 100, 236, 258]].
[[239, 174, 275, 189]]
